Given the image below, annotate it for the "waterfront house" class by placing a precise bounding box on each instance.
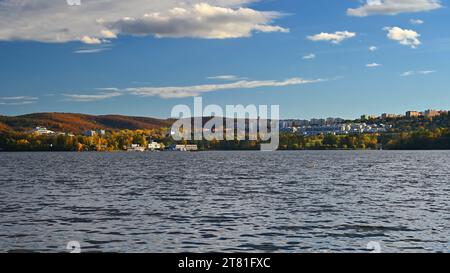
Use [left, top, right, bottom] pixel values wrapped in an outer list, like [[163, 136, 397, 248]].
[[148, 141, 161, 151], [168, 144, 198, 151], [184, 145, 198, 151], [128, 144, 145, 152]]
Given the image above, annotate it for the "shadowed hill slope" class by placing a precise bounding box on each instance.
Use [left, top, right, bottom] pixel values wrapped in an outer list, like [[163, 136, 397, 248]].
[[0, 113, 172, 133]]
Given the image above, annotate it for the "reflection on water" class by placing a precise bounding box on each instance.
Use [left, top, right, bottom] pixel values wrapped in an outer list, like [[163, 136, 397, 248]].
[[0, 151, 449, 253]]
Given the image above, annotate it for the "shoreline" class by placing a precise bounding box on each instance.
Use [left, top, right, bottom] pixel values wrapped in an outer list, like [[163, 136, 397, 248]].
[[1, 149, 450, 153]]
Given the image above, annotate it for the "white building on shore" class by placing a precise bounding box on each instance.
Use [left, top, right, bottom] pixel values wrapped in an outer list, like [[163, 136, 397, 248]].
[[128, 144, 145, 152], [29, 127, 55, 135], [168, 144, 198, 151], [148, 141, 161, 151]]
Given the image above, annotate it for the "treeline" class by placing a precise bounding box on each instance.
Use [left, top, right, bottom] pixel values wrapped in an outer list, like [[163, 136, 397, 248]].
[[0, 129, 169, 151], [277, 128, 450, 150], [0, 128, 449, 151], [278, 133, 379, 150], [380, 128, 450, 150]]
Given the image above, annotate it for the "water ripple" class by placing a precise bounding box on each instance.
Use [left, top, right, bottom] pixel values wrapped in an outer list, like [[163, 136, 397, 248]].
[[0, 151, 449, 253]]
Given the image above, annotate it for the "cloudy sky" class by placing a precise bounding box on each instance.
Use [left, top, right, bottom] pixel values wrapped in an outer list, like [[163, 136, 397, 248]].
[[0, 0, 449, 119]]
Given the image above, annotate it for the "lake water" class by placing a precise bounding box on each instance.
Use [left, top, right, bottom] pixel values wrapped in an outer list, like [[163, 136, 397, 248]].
[[0, 151, 449, 253]]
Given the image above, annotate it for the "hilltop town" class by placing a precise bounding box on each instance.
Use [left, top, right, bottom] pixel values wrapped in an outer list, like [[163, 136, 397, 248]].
[[280, 109, 449, 136]]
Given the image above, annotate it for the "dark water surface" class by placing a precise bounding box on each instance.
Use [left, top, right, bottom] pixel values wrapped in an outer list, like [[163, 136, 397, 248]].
[[0, 151, 449, 253]]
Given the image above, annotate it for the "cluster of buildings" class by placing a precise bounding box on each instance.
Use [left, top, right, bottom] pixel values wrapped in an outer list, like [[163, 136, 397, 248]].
[[84, 129, 106, 137], [366, 109, 448, 120], [127, 143, 198, 152], [127, 141, 165, 152], [405, 109, 448, 119], [279, 109, 448, 137], [28, 127, 75, 137], [29, 127, 107, 137], [281, 122, 389, 136], [28, 126, 199, 152], [280, 118, 346, 128], [29, 126, 55, 135]]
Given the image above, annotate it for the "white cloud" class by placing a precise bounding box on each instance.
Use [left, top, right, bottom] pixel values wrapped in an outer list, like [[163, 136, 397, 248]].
[[303, 53, 316, 60], [0, 101, 36, 106], [369, 46, 378, 51], [253, 24, 290, 34], [0, 96, 39, 101], [410, 18, 425, 24], [74, 44, 112, 54], [107, 3, 288, 39], [63, 91, 122, 102], [0, 96, 38, 105], [59, 76, 325, 100], [101, 30, 117, 39], [366, 63, 382, 68], [0, 1, 288, 43], [126, 77, 325, 98], [384, 27, 421, 48], [74, 47, 111, 54], [401, 70, 436, 76], [348, 0, 442, 17], [307, 31, 356, 44], [207, 75, 245, 81], [80, 36, 102, 44]]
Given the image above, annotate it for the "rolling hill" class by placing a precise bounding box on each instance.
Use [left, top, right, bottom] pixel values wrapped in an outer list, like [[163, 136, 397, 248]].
[[0, 121, 11, 132], [0, 113, 173, 133]]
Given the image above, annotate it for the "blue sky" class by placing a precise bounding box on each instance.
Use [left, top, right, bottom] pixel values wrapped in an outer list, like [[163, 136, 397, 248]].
[[0, 0, 449, 119]]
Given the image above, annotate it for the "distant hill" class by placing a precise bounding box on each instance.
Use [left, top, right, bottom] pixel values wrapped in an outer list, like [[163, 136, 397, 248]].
[[0, 113, 271, 134], [0, 113, 173, 133], [0, 121, 11, 132]]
